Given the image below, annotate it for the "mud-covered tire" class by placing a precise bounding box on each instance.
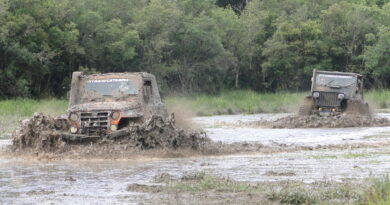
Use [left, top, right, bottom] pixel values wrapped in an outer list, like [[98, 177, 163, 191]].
[[298, 97, 314, 116]]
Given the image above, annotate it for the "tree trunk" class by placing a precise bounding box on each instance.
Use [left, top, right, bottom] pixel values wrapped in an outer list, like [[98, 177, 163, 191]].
[[235, 66, 239, 88]]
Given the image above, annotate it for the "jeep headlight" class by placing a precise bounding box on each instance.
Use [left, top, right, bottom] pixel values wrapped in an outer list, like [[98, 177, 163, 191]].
[[338, 93, 345, 99], [70, 126, 78, 134], [111, 112, 121, 120], [110, 124, 118, 131], [69, 113, 79, 122], [313, 92, 320, 98]]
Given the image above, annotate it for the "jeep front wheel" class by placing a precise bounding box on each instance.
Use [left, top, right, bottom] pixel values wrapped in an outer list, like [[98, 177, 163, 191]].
[[299, 97, 314, 116]]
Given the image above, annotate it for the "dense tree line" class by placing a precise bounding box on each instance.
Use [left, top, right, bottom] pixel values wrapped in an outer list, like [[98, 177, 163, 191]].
[[0, 0, 389, 98]]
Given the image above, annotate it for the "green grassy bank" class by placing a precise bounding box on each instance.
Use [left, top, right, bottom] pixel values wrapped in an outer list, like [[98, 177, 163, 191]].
[[0, 99, 68, 116], [167, 90, 390, 116], [0, 99, 68, 137], [166, 91, 305, 116], [1, 90, 390, 118]]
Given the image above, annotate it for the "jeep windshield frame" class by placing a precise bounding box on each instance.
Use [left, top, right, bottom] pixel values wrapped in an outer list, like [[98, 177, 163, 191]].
[[315, 74, 357, 89], [79, 78, 140, 103], [311, 70, 359, 99]]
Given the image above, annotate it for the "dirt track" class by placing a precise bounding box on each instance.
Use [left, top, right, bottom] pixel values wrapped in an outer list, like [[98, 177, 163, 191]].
[[1, 113, 390, 204]]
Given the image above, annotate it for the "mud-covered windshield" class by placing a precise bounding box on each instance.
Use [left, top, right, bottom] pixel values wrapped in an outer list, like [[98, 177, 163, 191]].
[[316, 74, 356, 88], [81, 79, 138, 102]]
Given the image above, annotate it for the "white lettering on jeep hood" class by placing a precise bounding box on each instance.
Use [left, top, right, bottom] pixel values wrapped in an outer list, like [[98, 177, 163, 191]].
[[317, 74, 353, 79], [88, 79, 129, 83]]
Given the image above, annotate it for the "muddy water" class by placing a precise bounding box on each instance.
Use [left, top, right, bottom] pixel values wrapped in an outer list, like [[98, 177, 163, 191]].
[[205, 127, 390, 146], [2, 113, 390, 204], [2, 146, 390, 204], [195, 113, 390, 146], [0, 157, 165, 204]]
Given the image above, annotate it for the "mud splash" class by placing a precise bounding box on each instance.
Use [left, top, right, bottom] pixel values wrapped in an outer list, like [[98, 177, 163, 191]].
[[6, 114, 288, 160], [12, 113, 68, 151], [11, 113, 209, 156], [250, 114, 390, 129], [108, 115, 209, 150]]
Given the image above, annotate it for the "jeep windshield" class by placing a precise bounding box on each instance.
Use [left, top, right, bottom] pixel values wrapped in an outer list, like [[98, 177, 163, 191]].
[[80, 79, 138, 102], [316, 74, 356, 89]]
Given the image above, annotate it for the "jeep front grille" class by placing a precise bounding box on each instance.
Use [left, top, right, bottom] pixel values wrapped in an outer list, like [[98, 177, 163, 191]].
[[80, 112, 110, 134], [317, 92, 339, 107]]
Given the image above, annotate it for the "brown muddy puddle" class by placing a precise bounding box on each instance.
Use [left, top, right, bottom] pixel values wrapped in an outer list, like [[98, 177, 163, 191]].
[[2, 113, 390, 204], [3, 147, 390, 204], [195, 113, 390, 146]]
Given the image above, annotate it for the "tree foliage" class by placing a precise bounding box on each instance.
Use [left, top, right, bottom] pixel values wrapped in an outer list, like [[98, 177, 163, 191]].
[[0, 0, 390, 98]]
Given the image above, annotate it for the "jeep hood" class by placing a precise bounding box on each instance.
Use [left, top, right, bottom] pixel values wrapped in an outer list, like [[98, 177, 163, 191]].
[[68, 101, 141, 112]]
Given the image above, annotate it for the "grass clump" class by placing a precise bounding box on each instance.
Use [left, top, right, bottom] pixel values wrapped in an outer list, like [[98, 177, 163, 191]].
[[358, 176, 390, 205], [128, 172, 379, 205], [268, 191, 313, 205], [267, 181, 361, 205], [342, 153, 372, 159], [311, 152, 373, 160], [173, 173, 361, 204], [310, 154, 339, 159], [174, 172, 257, 192]]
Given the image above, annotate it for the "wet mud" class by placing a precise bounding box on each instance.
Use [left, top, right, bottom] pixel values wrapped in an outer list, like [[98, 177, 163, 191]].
[[10, 113, 210, 158], [249, 114, 390, 129], [2, 113, 390, 204], [108, 114, 209, 150], [8, 113, 390, 159], [12, 113, 68, 151]]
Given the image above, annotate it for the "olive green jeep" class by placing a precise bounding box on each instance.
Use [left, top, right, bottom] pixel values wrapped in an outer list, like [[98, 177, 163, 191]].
[[299, 69, 369, 116]]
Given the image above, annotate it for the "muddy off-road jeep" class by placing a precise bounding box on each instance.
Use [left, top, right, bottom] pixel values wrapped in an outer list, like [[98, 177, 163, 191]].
[[65, 72, 167, 139], [299, 69, 369, 116]]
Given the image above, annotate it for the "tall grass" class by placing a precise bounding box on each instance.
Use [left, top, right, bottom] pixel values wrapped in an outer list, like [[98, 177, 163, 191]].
[[0, 99, 68, 116], [165, 90, 306, 116], [358, 176, 390, 205], [366, 90, 390, 109], [166, 89, 390, 116], [0, 99, 68, 137]]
